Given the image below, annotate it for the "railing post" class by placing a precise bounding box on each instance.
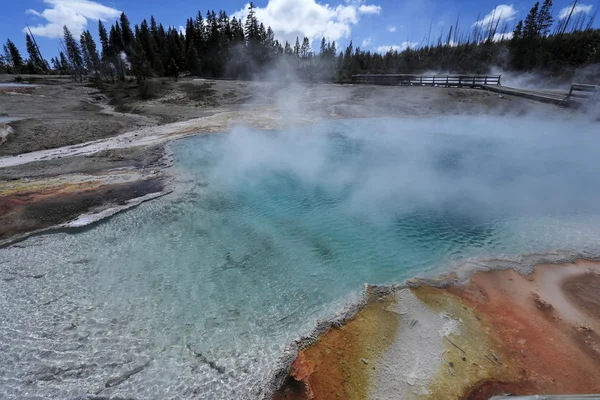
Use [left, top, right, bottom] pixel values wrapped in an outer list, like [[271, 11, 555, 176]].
[[459, 76, 462, 87], [420, 76, 422, 85], [484, 75, 488, 85], [446, 75, 449, 86]]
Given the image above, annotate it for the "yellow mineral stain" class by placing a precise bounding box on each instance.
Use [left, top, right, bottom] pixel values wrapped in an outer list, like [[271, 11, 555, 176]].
[[275, 291, 400, 400], [410, 285, 518, 400]]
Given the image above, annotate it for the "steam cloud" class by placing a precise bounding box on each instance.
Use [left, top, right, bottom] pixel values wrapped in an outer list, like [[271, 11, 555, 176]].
[[185, 115, 600, 226]]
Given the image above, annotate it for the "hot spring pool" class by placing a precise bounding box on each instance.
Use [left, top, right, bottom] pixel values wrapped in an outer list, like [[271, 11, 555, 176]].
[[2, 116, 600, 399]]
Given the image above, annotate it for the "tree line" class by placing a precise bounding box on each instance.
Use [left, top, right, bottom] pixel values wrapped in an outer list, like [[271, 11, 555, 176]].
[[335, 0, 600, 81], [0, 2, 338, 83], [1, 0, 599, 83]]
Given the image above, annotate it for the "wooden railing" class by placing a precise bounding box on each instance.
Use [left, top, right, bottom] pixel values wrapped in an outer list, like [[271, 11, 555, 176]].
[[561, 83, 599, 104], [352, 74, 501, 87]]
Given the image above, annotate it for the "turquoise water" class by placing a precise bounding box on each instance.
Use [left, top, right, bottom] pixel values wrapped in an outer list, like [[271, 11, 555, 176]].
[[2, 116, 600, 399]]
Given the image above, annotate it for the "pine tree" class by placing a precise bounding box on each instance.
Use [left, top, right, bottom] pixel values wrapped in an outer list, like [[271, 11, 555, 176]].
[[284, 41, 292, 56], [205, 10, 220, 75], [344, 41, 353, 67], [112, 21, 124, 53], [335, 51, 344, 81], [97, 20, 118, 82], [220, 11, 233, 74], [259, 26, 275, 65], [63, 26, 84, 81], [25, 33, 46, 72], [50, 57, 60, 71], [164, 27, 185, 73], [185, 18, 195, 53], [0, 53, 7, 73], [319, 37, 327, 58], [4, 39, 24, 73], [80, 30, 101, 75], [98, 20, 110, 58], [120, 13, 135, 54], [150, 16, 160, 48], [219, 11, 232, 42], [187, 45, 202, 75], [59, 51, 71, 76], [300, 37, 311, 59], [131, 40, 151, 83], [293, 37, 301, 57], [3, 44, 12, 70], [168, 57, 179, 80], [80, 33, 91, 73], [258, 23, 267, 45], [155, 24, 167, 70], [230, 17, 245, 45], [523, 2, 540, 39], [245, 2, 260, 42], [512, 20, 524, 42], [536, 0, 554, 37], [245, 2, 262, 70], [149, 16, 157, 34], [138, 19, 155, 67], [193, 11, 206, 71]]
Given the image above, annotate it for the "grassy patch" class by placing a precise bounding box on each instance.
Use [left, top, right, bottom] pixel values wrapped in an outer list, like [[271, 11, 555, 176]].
[[222, 89, 238, 98], [180, 82, 217, 102], [95, 78, 171, 113]]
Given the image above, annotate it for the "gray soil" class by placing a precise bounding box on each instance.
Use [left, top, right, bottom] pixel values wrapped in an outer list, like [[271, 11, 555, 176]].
[[0, 76, 156, 157], [0, 145, 165, 181]]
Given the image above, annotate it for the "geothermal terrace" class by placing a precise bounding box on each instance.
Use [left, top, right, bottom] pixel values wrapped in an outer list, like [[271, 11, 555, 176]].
[[0, 75, 599, 399]]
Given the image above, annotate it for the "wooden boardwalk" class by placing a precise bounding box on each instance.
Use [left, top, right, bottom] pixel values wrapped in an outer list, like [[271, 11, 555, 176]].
[[352, 74, 501, 87], [352, 74, 598, 107], [480, 85, 567, 105], [482, 83, 598, 106]]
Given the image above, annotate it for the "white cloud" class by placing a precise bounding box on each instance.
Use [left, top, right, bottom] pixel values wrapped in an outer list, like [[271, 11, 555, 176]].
[[377, 45, 401, 52], [361, 37, 373, 47], [493, 31, 513, 41], [376, 41, 418, 53], [473, 4, 518, 28], [358, 4, 382, 14], [387, 25, 397, 32], [25, 0, 120, 39], [558, 3, 593, 19], [233, 0, 382, 45]]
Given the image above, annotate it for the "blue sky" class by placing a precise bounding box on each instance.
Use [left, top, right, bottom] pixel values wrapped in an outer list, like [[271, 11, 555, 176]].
[[2, 0, 599, 59]]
